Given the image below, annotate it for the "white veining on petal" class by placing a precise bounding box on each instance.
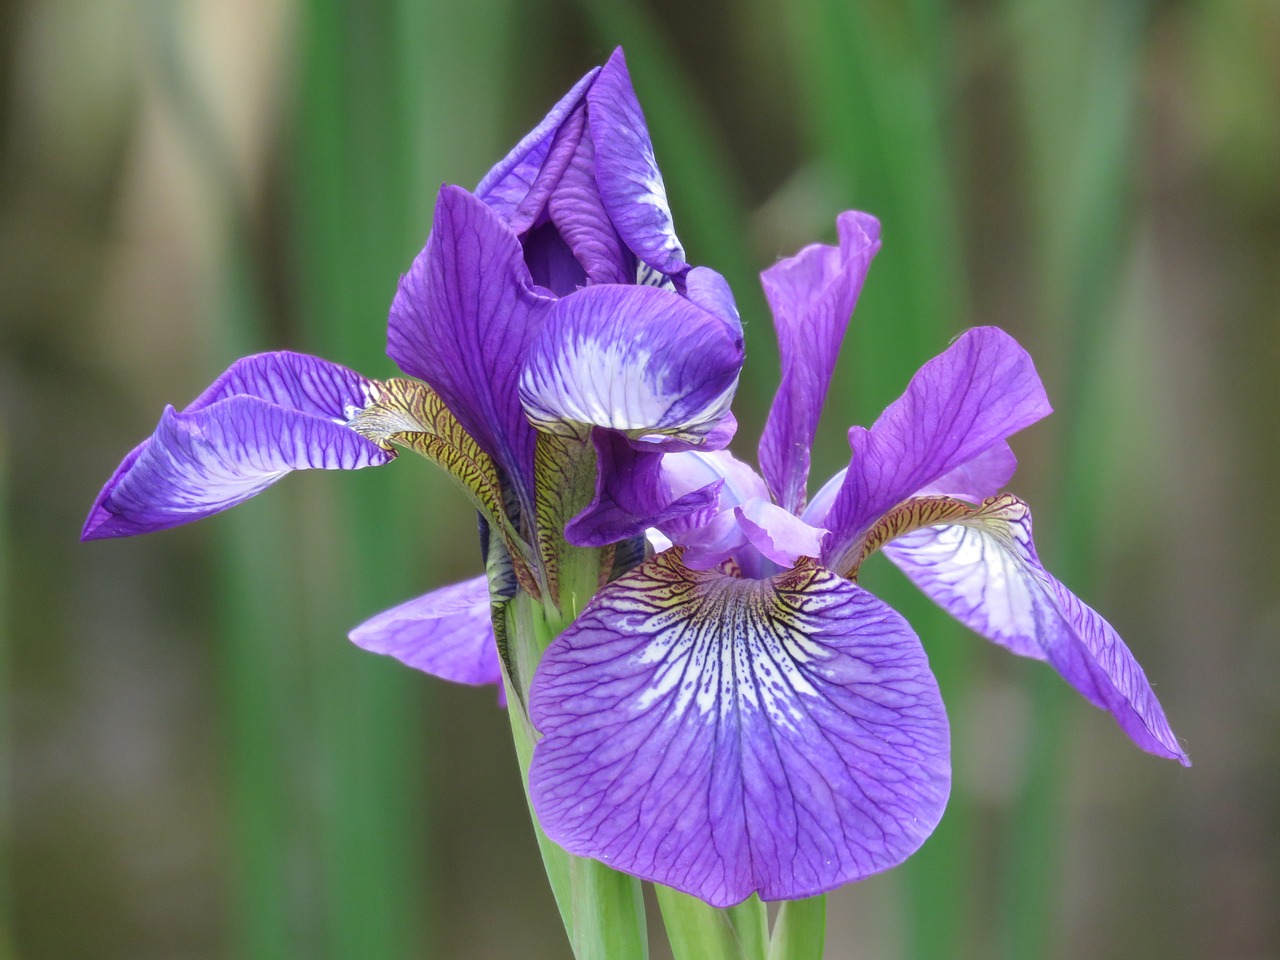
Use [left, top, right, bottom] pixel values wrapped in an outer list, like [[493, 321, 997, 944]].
[[885, 512, 1044, 660], [636, 260, 676, 289]]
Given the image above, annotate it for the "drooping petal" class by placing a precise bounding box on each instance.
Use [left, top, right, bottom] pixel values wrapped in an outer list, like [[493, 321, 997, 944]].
[[82, 353, 392, 540], [182, 351, 381, 418], [529, 551, 951, 907], [758, 211, 881, 513], [564, 430, 722, 547], [388, 185, 554, 505], [884, 495, 1188, 764], [474, 66, 600, 229], [822, 327, 1052, 574], [348, 576, 501, 688], [587, 48, 687, 278], [519, 282, 743, 442]]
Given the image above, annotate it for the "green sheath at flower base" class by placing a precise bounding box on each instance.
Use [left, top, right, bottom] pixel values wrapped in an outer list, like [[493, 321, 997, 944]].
[[654, 886, 768, 960], [502, 592, 650, 960], [533, 432, 601, 605]]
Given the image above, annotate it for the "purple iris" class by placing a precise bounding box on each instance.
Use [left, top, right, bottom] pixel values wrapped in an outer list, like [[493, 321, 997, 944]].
[[523, 211, 1188, 907], [83, 51, 743, 696]]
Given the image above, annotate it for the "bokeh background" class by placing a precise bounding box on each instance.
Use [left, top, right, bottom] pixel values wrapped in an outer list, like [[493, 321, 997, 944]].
[[3, 0, 1278, 957]]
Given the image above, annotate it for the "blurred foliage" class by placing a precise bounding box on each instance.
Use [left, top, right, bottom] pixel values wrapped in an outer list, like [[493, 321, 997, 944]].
[[3, 0, 1279, 958]]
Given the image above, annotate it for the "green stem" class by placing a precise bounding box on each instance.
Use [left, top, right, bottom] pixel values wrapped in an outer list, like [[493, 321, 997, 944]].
[[768, 896, 827, 960], [728, 896, 771, 958], [654, 886, 765, 960], [504, 585, 649, 960]]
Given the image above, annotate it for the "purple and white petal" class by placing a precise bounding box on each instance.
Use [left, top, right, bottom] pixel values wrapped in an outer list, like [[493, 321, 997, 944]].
[[884, 496, 1188, 765], [758, 211, 881, 514], [587, 49, 687, 277], [519, 283, 743, 441], [474, 67, 600, 229], [564, 430, 722, 548], [82, 393, 392, 540], [529, 552, 950, 907], [822, 327, 1052, 573], [349, 576, 501, 688], [388, 185, 554, 504]]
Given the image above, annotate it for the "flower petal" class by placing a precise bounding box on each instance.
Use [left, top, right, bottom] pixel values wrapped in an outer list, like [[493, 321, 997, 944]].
[[821, 327, 1052, 574], [758, 211, 881, 513], [545, 105, 633, 287], [735, 498, 828, 568], [684, 266, 743, 339], [83, 353, 392, 540], [529, 551, 951, 906], [348, 576, 501, 688], [884, 495, 1188, 764], [564, 430, 723, 548], [83, 400, 391, 541], [659, 450, 771, 570], [474, 66, 600, 230], [388, 185, 554, 505], [587, 48, 687, 277], [915, 441, 1018, 502], [519, 282, 743, 441]]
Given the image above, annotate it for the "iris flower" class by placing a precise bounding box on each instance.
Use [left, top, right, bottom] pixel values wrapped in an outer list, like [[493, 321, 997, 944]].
[[522, 211, 1188, 907], [82, 46, 1184, 922]]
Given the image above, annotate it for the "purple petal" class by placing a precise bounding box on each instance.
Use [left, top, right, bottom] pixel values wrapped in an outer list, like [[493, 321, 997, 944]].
[[529, 552, 950, 906], [884, 496, 1188, 764], [475, 67, 600, 228], [659, 450, 770, 568], [545, 106, 632, 287], [388, 185, 554, 505], [184, 351, 381, 418], [758, 211, 881, 513], [564, 430, 722, 547], [915, 441, 1018, 502], [348, 576, 501, 688], [735, 499, 828, 568], [587, 48, 687, 277], [83, 353, 392, 540], [519, 283, 743, 441], [684, 266, 743, 338], [661, 450, 770, 515], [822, 327, 1052, 574], [83, 399, 391, 541]]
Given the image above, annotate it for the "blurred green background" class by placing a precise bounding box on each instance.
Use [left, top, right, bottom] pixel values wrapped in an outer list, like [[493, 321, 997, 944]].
[[3, 0, 1278, 957]]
